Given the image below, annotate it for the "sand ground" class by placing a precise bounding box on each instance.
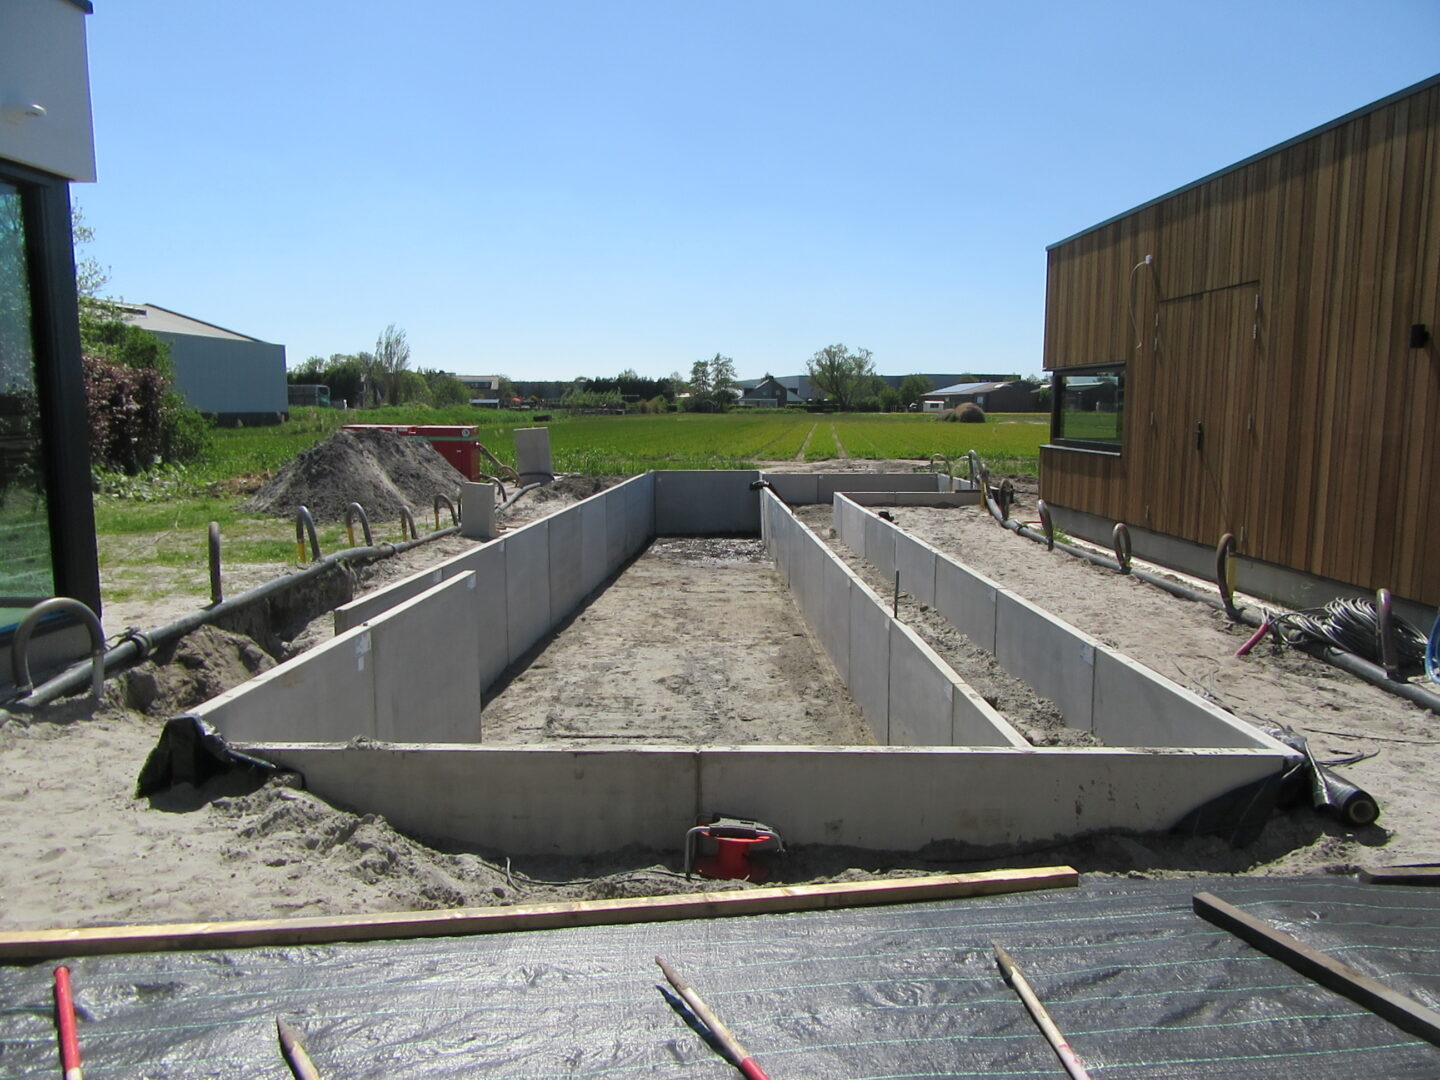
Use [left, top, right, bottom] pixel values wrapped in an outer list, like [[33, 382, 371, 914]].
[[0, 460, 1434, 932]]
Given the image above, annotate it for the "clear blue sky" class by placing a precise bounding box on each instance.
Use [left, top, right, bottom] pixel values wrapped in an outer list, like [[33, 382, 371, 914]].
[[77, 2, 1439, 383]]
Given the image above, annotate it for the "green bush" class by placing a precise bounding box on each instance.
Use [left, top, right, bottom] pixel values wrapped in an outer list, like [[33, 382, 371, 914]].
[[940, 403, 987, 423]]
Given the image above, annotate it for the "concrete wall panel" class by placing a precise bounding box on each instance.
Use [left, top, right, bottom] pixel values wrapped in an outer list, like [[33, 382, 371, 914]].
[[863, 512, 896, 579], [762, 473, 820, 505], [625, 473, 654, 555], [844, 491, 978, 507], [196, 628, 377, 744], [252, 743, 1290, 856], [470, 543, 510, 692], [847, 582, 891, 743], [820, 554, 852, 683], [654, 471, 759, 535], [503, 520, 552, 663], [835, 495, 866, 553], [547, 504, 587, 623], [887, 624, 954, 746], [952, 680, 1029, 747], [605, 481, 631, 573], [372, 574, 483, 743], [334, 546, 492, 633], [894, 533, 938, 608], [934, 558, 999, 654], [1092, 648, 1269, 749], [994, 591, 1097, 733], [817, 474, 939, 499], [576, 495, 608, 599]]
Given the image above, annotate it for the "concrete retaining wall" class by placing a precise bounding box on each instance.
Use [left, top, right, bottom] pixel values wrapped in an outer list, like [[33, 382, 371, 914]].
[[654, 470, 759, 534], [196, 573, 485, 745], [833, 494, 1281, 750], [761, 491, 1025, 748], [247, 741, 1289, 856]]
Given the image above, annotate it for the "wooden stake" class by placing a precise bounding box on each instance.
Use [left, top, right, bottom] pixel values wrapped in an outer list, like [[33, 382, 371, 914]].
[[656, 956, 772, 1080], [1194, 891, 1440, 1046], [992, 943, 1091, 1080], [276, 1019, 322, 1080], [0, 867, 1077, 960]]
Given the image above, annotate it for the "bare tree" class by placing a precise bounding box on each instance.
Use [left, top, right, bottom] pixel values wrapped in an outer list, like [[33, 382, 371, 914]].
[[374, 324, 411, 405]]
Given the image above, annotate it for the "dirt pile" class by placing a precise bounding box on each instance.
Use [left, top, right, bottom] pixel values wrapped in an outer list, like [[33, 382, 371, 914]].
[[243, 429, 466, 523], [122, 625, 276, 716]]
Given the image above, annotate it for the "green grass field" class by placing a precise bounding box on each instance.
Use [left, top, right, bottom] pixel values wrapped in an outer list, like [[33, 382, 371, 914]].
[[95, 408, 1050, 602]]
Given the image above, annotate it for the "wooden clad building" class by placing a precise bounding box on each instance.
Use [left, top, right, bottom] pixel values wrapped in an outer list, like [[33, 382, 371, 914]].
[[1041, 74, 1440, 612]]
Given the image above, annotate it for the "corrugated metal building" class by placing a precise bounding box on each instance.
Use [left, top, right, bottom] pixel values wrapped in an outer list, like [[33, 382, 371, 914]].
[[119, 303, 288, 424]]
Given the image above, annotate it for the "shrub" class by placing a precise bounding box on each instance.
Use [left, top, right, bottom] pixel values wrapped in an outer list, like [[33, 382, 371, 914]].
[[940, 403, 987, 423], [82, 353, 207, 473]]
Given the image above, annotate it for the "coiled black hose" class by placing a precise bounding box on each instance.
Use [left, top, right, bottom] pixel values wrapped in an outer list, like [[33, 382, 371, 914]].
[[1272, 597, 1428, 669]]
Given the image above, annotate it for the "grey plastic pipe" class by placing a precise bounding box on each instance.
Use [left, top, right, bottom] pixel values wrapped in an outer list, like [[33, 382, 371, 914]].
[[11, 524, 461, 710]]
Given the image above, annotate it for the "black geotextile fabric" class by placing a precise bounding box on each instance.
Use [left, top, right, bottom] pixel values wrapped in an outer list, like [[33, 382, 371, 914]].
[[3, 876, 1439, 1079]]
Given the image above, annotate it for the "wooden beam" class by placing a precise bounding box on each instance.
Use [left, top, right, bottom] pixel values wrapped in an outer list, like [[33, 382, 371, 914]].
[[1193, 891, 1440, 1046], [0, 867, 1078, 961], [1360, 866, 1440, 886]]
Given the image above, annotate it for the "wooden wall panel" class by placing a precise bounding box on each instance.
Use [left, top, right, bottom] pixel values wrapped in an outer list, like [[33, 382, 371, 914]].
[[1042, 81, 1440, 605]]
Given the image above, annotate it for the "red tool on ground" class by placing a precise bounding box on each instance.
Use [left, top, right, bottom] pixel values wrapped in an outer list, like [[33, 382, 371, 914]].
[[656, 956, 773, 1080], [52, 965, 83, 1080]]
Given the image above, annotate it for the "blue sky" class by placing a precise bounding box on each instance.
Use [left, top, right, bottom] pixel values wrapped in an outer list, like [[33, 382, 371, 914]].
[[77, 2, 1439, 382]]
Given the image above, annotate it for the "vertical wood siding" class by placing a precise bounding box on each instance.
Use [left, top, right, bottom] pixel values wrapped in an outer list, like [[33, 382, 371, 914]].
[[1042, 82, 1440, 605]]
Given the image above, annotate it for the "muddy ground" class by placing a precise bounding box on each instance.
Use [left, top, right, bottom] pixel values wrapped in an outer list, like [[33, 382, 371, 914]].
[[0, 459, 1435, 932]]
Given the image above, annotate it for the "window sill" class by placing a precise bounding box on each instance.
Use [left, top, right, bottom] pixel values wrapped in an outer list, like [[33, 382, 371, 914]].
[[1042, 442, 1122, 458]]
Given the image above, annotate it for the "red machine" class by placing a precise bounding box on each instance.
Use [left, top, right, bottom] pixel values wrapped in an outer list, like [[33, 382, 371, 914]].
[[342, 424, 515, 483]]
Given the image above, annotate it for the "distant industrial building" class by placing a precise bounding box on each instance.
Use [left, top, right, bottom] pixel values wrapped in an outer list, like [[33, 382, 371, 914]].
[[118, 303, 288, 424]]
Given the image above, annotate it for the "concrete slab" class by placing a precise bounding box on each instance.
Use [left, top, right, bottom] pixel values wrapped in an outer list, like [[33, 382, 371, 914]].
[[994, 590, 1097, 733], [624, 473, 653, 555], [502, 519, 552, 663], [372, 573, 483, 743], [470, 542, 510, 692], [953, 678, 1029, 748], [894, 532, 938, 608], [579, 495, 609, 599], [604, 480, 631, 574], [848, 580, 892, 743], [654, 471, 759, 535], [863, 512, 896, 580], [459, 482, 496, 539], [934, 558, 999, 655], [834, 494, 867, 553]]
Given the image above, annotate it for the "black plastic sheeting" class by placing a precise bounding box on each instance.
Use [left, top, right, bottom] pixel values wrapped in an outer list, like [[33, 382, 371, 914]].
[[2, 876, 1439, 1079]]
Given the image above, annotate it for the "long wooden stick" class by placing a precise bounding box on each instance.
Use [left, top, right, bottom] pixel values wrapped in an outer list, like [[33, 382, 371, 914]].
[[992, 943, 1091, 1080], [276, 1018, 322, 1080], [1194, 891, 1440, 1046], [656, 956, 772, 1080], [0, 867, 1077, 960]]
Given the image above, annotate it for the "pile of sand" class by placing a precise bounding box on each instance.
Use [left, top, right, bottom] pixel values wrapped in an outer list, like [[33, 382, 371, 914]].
[[244, 429, 467, 523]]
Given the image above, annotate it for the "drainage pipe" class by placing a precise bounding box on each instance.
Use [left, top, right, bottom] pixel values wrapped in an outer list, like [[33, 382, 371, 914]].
[[498, 481, 550, 515], [11, 524, 461, 710], [998, 514, 1440, 715]]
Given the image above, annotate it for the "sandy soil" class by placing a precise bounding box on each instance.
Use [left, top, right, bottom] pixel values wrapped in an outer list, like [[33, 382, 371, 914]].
[[1, 458, 1435, 934]]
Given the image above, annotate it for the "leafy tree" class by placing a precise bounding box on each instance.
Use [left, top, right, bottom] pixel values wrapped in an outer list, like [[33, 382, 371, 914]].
[[422, 370, 469, 406], [688, 357, 712, 398], [374, 324, 411, 405], [709, 353, 737, 409], [899, 374, 933, 409], [806, 343, 875, 411]]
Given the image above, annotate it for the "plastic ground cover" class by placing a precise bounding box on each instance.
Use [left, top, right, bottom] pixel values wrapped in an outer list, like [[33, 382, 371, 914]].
[[1, 876, 1438, 1079]]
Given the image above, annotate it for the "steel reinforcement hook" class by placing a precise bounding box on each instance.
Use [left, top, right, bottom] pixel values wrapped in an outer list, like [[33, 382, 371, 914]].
[[1112, 522, 1132, 574], [345, 502, 373, 547], [1215, 533, 1241, 621], [294, 505, 321, 564], [11, 598, 105, 701], [208, 521, 223, 605], [434, 494, 459, 528], [399, 506, 419, 541]]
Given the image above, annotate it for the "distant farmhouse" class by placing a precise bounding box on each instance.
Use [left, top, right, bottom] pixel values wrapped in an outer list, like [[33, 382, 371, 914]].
[[118, 303, 288, 425], [920, 380, 1039, 413]]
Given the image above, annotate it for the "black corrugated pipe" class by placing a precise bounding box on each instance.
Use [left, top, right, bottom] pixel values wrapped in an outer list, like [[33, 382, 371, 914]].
[[1000, 517, 1440, 715], [11, 525, 462, 710]]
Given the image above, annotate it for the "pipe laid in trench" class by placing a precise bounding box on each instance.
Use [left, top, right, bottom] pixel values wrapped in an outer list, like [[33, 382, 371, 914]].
[[997, 516, 1440, 716], [12, 525, 462, 711]]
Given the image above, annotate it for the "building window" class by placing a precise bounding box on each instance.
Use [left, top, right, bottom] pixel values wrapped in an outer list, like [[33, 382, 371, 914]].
[[0, 180, 55, 622], [1051, 363, 1124, 450]]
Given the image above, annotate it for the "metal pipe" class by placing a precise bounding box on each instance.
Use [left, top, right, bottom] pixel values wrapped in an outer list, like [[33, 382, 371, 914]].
[[434, 494, 458, 528], [1216, 533, 1241, 621], [12, 525, 462, 709], [478, 444, 520, 484], [11, 597, 106, 701], [1112, 522, 1132, 574], [208, 521, 223, 605], [399, 506, 418, 540], [498, 481, 549, 514], [1036, 498, 1054, 551], [294, 506, 321, 564], [344, 502, 373, 547]]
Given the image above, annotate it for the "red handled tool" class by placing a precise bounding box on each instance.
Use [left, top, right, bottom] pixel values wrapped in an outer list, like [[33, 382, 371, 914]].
[[656, 956, 772, 1080], [53, 965, 83, 1080]]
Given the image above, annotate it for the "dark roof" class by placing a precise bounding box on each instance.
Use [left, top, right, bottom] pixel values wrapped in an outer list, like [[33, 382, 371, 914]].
[[1048, 72, 1440, 251]]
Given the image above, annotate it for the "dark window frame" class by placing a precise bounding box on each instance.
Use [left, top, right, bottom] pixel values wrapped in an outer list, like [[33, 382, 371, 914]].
[[0, 158, 101, 629], [1048, 362, 1126, 454]]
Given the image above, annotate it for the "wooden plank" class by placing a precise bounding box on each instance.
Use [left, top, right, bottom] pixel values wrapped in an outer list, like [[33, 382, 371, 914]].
[[1359, 866, 1440, 886], [0, 867, 1079, 961], [1193, 890, 1440, 1046]]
